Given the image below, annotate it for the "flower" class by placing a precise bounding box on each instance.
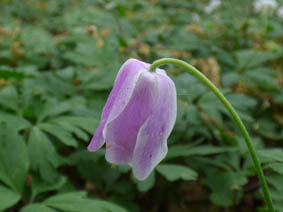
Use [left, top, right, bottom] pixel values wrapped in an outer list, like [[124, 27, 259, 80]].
[[88, 59, 177, 180], [253, 0, 278, 12], [204, 0, 221, 14], [192, 13, 200, 22], [277, 6, 283, 17]]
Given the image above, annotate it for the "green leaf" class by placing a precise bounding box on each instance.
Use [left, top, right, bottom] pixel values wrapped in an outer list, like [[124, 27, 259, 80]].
[[28, 127, 62, 183], [244, 68, 279, 89], [0, 85, 18, 111], [39, 98, 73, 122], [235, 50, 277, 70], [222, 72, 241, 87], [0, 111, 31, 131], [166, 145, 236, 160], [168, 31, 199, 51], [266, 173, 283, 211], [21, 27, 54, 55], [38, 123, 78, 147], [172, 73, 206, 102], [0, 69, 25, 79], [35, 73, 74, 97], [52, 120, 89, 141], [203, 169, 247, 207], [0, 185, 21, 211], [72, 150, 120, 188], [21, 203, 58, 212], [256, 119, 282, 140], [44, 192, 128, 212], [156, 164, 197, 181], [198, 91, 224, 124], [31, 176, 66, 200], [52, 116, 99, 134], [266, 163, 283, 175], [226, 93, 257, 111], [136, 171, 155, 193], [258, 149, 283, 163], [225, 93, 257, 122], [0, 122, 29, 193], [28, 127, 63, 183]]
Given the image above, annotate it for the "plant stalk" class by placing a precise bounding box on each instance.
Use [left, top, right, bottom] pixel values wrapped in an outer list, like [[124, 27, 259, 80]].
[[149, 58, 275, 212]]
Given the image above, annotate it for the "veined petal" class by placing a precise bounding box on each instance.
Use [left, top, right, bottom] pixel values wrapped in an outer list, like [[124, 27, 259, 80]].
[[102, 59, 149, 121], [88, 59, 148, 152], [105, 71, 158, 164], [132, 71, 177, 180]]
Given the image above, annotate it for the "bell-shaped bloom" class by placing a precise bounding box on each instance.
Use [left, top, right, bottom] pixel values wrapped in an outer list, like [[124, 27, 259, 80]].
[[88, 59, 177, 180]]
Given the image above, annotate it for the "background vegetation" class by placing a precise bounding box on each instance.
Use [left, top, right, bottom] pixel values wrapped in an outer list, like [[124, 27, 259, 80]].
[[0, 0, 282, 211]]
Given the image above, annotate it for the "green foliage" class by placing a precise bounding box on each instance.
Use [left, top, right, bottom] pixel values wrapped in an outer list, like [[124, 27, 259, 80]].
[[0, 123, 29, 194], [21, 192, 128, 212], [156, 164, 198, 181], [203, 168, 248, 207], [42, 192, 128, 212], [0, 0, 282, 211], [0, 185, 21, 211]]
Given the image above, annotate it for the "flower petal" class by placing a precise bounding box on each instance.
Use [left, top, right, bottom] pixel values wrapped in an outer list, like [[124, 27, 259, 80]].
[[132, 71, 177, 180], [105, 71, 158, 164], [88, 59, 148, 152]]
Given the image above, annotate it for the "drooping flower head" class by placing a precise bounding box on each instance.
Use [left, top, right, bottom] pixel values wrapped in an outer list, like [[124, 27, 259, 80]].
[[88, 59, 177, 180]]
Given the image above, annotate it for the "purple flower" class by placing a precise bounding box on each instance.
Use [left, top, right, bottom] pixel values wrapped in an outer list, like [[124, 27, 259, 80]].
[[88, 59, 177, 180]]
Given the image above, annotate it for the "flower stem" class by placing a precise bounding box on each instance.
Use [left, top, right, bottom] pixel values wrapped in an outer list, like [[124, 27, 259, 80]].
[[149, 58, 275, 212]]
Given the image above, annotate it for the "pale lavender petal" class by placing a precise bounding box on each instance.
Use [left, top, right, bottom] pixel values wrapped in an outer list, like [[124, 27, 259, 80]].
[[132, 71, 177, 180], [88, 59, 148, 152], [105, 71, 158, 164]]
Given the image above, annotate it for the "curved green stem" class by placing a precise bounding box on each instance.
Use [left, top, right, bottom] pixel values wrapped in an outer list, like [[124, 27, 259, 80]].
[[149, 58, 275, 212]]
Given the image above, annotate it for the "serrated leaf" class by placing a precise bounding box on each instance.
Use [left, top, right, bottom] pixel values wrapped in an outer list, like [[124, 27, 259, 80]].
[[35, 73, 74, 97], [0, 122, 29, 193], [226, 93, 257, 111], [244, 68, 279, 89], [0, 111, 31, 131], [53, 116, 99, 134], [37, 96, 88, 122], [267, 173, 283, 198], [203, 169, 247, 207], [52, 120, 89, 141], [166, 145, 236, 160], [256, 118, 282, 140], [156, 164, 197, 181], [28, 127, 62, 183], [31, 176, 66, 200], [198, 91, 224, 124], [222, 72, 241, 87], [266, 163, 283, 175], [38, 123, 78, 147], [235, 50, 277, 70], [258, 149, 283, 163], [39, 98, 73, 122]]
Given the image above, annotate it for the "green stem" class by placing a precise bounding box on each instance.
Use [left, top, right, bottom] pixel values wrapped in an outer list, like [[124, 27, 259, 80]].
[[149, 58, 275, 212]]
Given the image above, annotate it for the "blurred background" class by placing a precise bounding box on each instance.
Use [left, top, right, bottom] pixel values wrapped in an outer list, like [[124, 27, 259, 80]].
[[0, 0, 282, 211]]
